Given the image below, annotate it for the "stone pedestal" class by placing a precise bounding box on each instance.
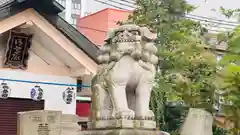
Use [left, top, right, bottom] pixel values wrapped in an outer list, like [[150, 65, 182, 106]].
[[82, 129, 156, 135], [81, 129, 170, 135], [88, 119, 156, 130], [81, 119, 170, 135], [60, 114, 82, 135]]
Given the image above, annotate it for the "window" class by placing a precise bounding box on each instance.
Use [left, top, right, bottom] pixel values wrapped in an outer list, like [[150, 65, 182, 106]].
[[78, 3, 81, 9], [71, 0, 81, 15], [72, 9, 81, 15], [72, 3, 81, 9]]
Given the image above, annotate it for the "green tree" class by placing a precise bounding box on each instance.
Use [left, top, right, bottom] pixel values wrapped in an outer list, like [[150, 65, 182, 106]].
[[219, 6, 240, 22], [215, 7, 240, 135], [217, 25, 240, 135], [212, 125, 230, 135], [126, 0, 217, 132]]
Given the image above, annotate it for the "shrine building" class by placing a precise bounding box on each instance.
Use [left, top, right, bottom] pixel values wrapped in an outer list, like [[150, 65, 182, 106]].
[[0, 0, 98, 134]]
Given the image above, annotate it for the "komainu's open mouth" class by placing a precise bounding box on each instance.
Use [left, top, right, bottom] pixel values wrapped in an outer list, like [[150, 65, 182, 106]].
[[113, 39, 140, 43]]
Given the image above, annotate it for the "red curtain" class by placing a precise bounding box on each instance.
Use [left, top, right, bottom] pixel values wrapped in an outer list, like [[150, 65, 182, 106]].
[[76, 102, 91, 117]]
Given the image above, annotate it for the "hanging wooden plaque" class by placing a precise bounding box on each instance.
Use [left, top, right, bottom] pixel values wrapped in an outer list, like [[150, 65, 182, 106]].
[[4, 30, 32, 69]]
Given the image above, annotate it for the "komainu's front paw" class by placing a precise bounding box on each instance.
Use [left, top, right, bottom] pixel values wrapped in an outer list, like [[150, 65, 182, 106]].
[[146, 110, 155, 120], [116, 109, 135, 120], [96, 110, 114, 120], [136, 110, 155, 120]]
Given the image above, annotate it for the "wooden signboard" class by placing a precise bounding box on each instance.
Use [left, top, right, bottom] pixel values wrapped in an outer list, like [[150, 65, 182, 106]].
[[4, 30, 32, 69]]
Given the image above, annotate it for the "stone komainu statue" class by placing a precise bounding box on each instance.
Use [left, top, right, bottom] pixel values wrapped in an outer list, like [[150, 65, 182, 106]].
[[91, 24, 158, 121]]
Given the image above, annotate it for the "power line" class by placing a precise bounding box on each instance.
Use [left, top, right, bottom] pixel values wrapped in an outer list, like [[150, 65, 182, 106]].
[[207, 29, 227, 33], [92, 0, 239, 26], [108, 0, 136, 9], [187, 14, 239, 25], [185, 16, 237, 28], [92, 0, 135, 10], [99, 1, 234, 24], [106, 0, 240, 25], [201, 24, 233, 30], [117, 0, 136, 5], [186, 16, 238, 27], [71, 22, 230, 34], [92, 0, 128, 10], [72, 17, 236, 33], [129, 2, 239, 25], [75, 0, 240, 33]]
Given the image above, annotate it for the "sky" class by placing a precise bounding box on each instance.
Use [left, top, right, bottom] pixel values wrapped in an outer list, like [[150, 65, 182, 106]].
[[81, 0, 240, 22], [187, 0, 240, 21], [79, 0, 240, 32], [185, 0, 240, 32]]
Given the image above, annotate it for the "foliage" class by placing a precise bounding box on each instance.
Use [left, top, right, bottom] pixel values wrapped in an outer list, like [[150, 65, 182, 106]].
[[213, 125, 230, 135], [160, 104, 230, 135], [163, 103, 188, 132], [219, 6, 240, 20], [216, 6, 240, 134], [126, 0, 218, 132], [217, 25, 240, 135]]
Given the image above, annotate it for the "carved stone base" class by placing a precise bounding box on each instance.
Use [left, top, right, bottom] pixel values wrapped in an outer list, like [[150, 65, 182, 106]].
[[81, 129, 169, 135], [87, 120, 156, 130]]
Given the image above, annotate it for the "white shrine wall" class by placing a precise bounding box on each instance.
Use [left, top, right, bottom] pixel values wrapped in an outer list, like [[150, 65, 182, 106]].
[[0, 70, 77, 114]]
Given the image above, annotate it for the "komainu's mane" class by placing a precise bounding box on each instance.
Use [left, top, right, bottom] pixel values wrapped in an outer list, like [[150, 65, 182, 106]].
[[97, 24, 158, 67]]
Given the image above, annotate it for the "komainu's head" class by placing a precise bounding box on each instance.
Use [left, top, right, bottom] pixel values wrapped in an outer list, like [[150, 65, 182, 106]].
[[97, 24, 158, 65]]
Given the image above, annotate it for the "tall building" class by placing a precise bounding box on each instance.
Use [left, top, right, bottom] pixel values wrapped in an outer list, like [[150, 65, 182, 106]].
[[55, 0, 135, 27], [55, 0, 82, 27], [77, 8, 131, 46], [80, 0, 135, 17]]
